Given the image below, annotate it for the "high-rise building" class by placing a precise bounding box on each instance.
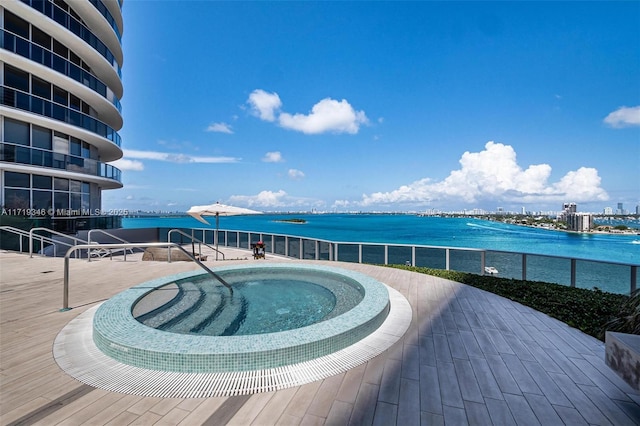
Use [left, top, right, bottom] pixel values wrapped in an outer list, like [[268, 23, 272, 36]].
[[1, 0, 124, 232], [617, 203, 624, 215], [562, 202, 577, 214], [566, 212, 593, 232]]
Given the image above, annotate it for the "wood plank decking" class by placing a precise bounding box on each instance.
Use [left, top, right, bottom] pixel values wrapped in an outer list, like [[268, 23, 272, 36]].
[[1, 249, 639, 425]]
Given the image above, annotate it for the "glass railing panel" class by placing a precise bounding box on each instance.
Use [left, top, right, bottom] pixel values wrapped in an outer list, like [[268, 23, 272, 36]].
[[415, 247, 446, 269], [388, 245, 413, 266], [485, 251, 523, 279], [216, 230, 227, 247], [575, 260, 633, 294], [226, 231, 238, 247], [237, 232, 249, 249], [287, 238, 301, 259], [318, 241, 331, 261], [258, 234, 272, 253], [524, 255, 572, 286], [271, 235, 285, 255], [449, 249, 482, 274], [336, 243, 359, 263], [362, 244, 385, 264], [301, 239, 317, 259]]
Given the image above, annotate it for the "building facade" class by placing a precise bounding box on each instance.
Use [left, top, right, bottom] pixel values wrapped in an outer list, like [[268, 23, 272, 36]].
[[1, 0, 123, 232], [566, 212, 593, 232]]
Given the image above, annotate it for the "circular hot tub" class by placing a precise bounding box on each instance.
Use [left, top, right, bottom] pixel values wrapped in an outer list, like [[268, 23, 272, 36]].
[[93, 263, 390, 373]]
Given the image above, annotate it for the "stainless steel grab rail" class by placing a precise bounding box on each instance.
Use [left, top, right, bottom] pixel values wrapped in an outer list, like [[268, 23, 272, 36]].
[[62, 242, 232, 310], [167, 228, 225, 261]]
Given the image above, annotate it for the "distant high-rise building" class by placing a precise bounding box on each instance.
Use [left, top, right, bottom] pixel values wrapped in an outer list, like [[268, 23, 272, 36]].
[[1, 1, 124, 232], [563, 203, 577, 214], [617, 203, 624, 215], [604, 207, 613, 215], [566, 212, 593, 232]]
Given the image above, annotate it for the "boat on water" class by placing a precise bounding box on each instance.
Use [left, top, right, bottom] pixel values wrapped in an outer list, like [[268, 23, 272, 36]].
[[484, 266, 499, 275]]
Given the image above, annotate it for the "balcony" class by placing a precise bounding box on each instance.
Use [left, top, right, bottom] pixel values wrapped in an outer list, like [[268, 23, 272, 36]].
[[0, 143, 121, 183]]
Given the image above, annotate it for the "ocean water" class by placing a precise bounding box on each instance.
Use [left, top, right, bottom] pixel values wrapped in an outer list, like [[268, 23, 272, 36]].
[[123, 214, 640, 294], [123, 214, 640, 265]]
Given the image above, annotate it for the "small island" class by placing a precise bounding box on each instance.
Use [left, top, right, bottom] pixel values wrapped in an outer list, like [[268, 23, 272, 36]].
[[274, 218, 307, 224]]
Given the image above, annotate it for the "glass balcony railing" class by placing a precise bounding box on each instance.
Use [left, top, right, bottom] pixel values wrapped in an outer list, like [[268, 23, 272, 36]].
[[1, 29, 122, 113], [0, 143, 122, 182], [160, 227, 639, 295], [20, 0, 122, 78], [1, 86, 122, 148]]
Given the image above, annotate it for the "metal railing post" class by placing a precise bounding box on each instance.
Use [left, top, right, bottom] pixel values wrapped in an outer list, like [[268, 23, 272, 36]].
[[62, 255, 70, 311], [445, 248, 450, 270], [481, 251, 486, 275], [299, 238, 303, 259], [631, 265, 637, 295], [522, 254, 527, 281]]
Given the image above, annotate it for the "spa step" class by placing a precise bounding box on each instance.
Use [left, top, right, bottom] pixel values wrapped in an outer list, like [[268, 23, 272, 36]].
[[165, 281, 226, 334], [194, 292, 246, 336], [139, 281, 203, 329]]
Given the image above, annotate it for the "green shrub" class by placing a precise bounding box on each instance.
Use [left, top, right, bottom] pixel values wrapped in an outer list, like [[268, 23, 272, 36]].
[[383, 264, 633, 341]]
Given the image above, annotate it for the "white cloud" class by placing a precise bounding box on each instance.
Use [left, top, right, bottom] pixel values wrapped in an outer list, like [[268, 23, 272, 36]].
[[360, 141, 608, 207], [247, 89, 368, 134], [247, 89, 282, 122], [229, 190, 323, 209], [603, 106, 640, 128], [110, 158, 144, 171], [278, 98, 369, 134], [262, 151, 284, 162], [123, 149, 240, 164], [206, 122, 233, 133], [288, 169, 305, 180]]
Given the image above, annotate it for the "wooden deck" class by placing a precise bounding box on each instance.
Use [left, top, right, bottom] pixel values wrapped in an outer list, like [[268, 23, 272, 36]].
[[1, 249, 639, 425]]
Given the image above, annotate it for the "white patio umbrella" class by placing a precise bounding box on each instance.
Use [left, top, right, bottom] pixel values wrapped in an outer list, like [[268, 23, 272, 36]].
[[187, 202, 262, 259]]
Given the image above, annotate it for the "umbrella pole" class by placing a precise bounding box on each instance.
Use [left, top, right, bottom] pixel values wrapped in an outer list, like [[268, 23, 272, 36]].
[[215, 213, 219, 261]]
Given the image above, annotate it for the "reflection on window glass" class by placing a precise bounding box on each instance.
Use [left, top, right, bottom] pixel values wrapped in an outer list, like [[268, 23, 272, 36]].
[[4, 64, 29, 92], [82, 194, 90, 210], [54, 192, 69, 210], [54, 177, 69, 191], [69, 180, 81, 192], [53, 86, 68, 106], [4, 118, 29, 145], [32, 76, 51, 99], [33, 175, 52, 189], [33, 190, 52, 210], [32, 125, 52, 150], [4, 189, 30, 209], [70, 137, 81, 156], [5, 171, 30, 187], [4, 10, 29, 39], [70, 193, 81, 210]]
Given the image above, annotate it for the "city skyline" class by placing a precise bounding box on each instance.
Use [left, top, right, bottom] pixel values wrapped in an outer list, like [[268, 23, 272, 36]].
[[107, 1, 639, 213]]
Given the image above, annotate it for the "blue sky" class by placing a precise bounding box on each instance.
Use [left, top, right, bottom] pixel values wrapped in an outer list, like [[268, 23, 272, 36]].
[[105, 1, 640, 213]]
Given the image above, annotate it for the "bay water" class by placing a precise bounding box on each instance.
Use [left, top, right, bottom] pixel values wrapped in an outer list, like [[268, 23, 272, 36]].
[[123, 214, 640, 293]]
